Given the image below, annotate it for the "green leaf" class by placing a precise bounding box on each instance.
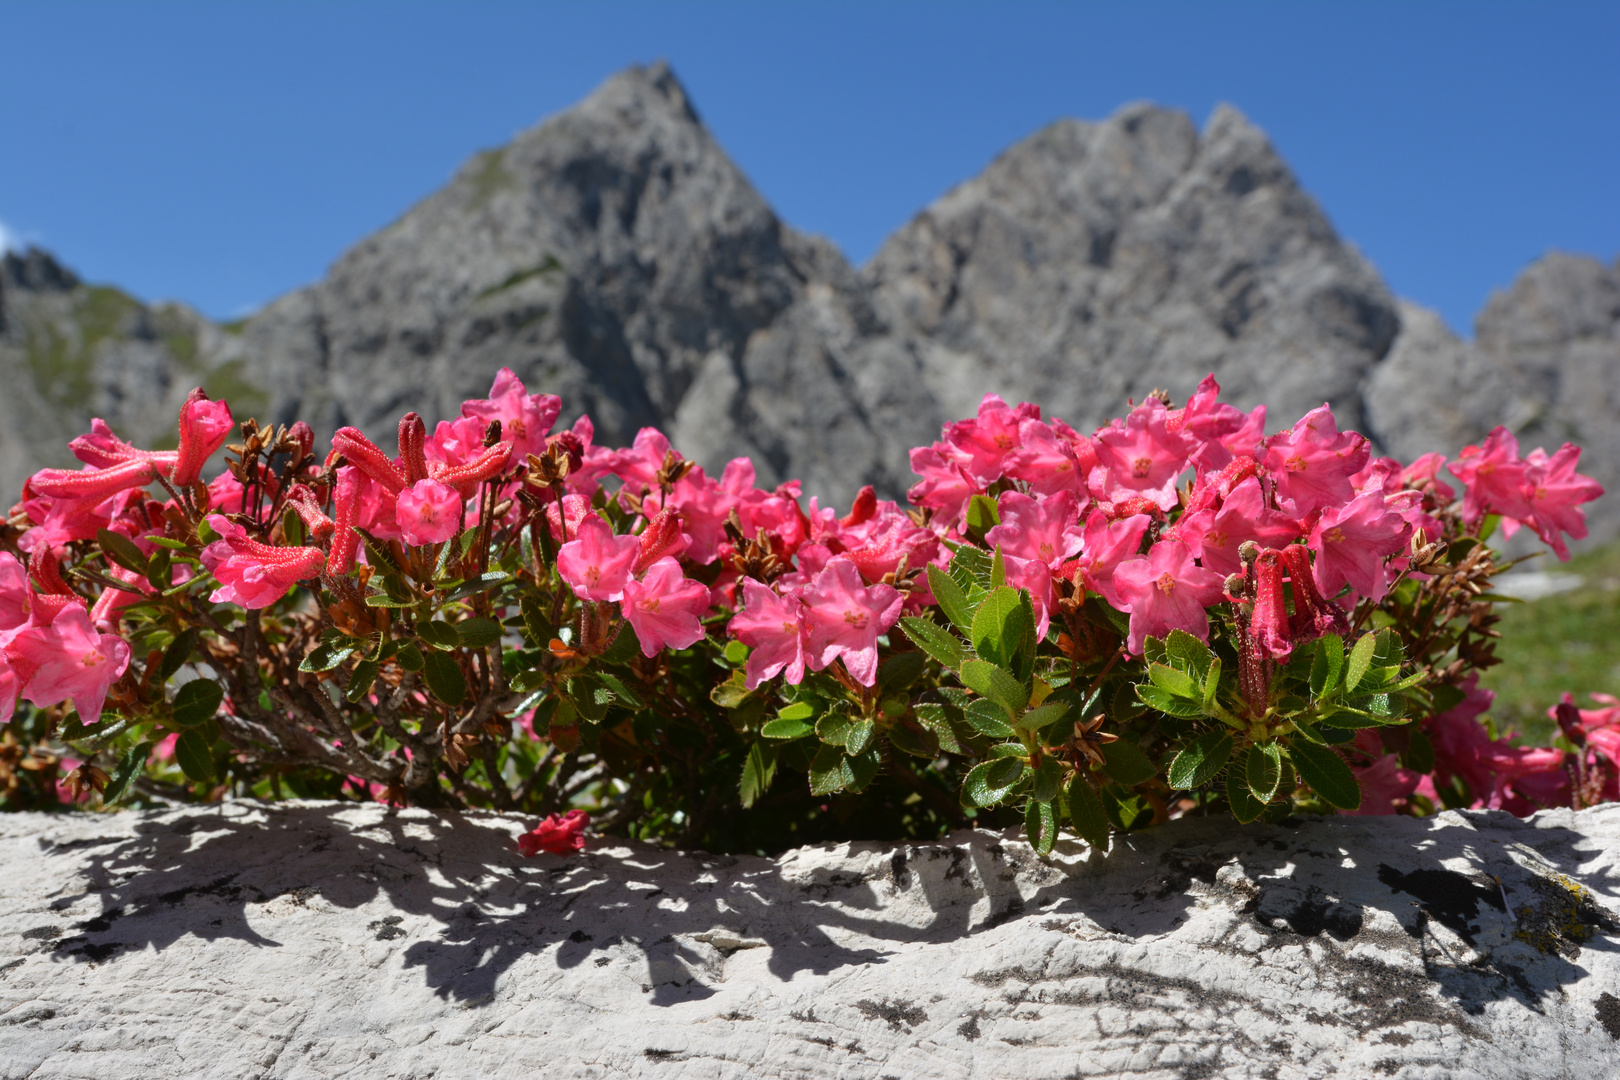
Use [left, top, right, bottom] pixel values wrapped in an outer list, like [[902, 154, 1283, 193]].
[[394, 642, 425, 671], [345, 659, 380, 703], [888, 721, 939, 759], [845, 748, 882, 793], [1016, 700, 1071, 734], [739, 741, 777, 808], [964, 493, 1001, 539], [454, 617, 503, 649], [1228, 772, 1267, 824], [1310, 634, 1345, 698], [1287, 740, 1361, 810], [1345, 631, 1377, 694], [817, 713, 875, 756], [1025, 798, 1059, 856], [101, 740, 156, 804], [1101, 740, 1157, 786], [723, 639, 750, 666], [1100, 784, 1155, 830], [1244, 742, 1283, 803], [1066, 776, 1111, 850], [761, 716, 815, 740], [1429, 683, 1466, 715], [962, 757, 1027, 808], [878, 650, 928, 694], [914, 702, 971, 755], [990, 544, 1006, 589], [959, 658, 1028, 719], [174, 728, 214, 783], [1202, 656, 1223, 710], [418, 620, 462, 651], [1031, 755, 1063, 802], [97, 528, 150, 574], [520, 600, 556, 650], [710, 672, 752, 709], [1164, 629, 1214, 682], [809, 744, 854, 795], [299, 641, 357, 673], [970, 586, 1026, 669], [1166, 730, 1233, 789], [778, 701, 815, 722], [926, 564, 976, 637], [949, 545, 995, 593], [422, 652, 468, 705], [509, 668, 546, 694], [172, 679, 224, 727], [900, 616, 964, 672], [145, 548, 173, 592], [963, 698, 1015, 739], [1136, 683, 1207, 718], [566, 674, 613, 722], [143, 536, 191, 551], [1147, 662, 1200, 700], [594, 671, 644, 709], [1144, 635, 1169, 666], [1402, 729, 1436, 774], [159, 628, 199, 681]]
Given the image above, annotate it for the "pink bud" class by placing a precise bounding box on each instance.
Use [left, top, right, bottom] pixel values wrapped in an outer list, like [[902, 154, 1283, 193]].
[[327, 467, 362, 576], [172, 389, 234, 486], [398, 413, 429, 485], [332, 428, 406, 493], [429, 441, 514, 497], [634, 508, 685, 574], [27, 459, 155, 502]]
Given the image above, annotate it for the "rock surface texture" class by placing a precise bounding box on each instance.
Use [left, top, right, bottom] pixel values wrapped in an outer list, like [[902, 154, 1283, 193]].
[[2, 63, 1614, 538], [3, 801, 1619, 1078]]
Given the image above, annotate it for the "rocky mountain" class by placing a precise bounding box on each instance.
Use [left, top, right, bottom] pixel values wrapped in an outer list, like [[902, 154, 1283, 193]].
[[2, 62, 1614, 542]]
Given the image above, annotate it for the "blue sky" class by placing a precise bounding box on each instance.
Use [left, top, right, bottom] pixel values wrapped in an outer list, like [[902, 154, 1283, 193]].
[[1, 1, 1615, 335]]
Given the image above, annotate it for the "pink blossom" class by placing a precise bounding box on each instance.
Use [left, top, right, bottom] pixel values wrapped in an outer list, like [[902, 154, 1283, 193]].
[[1448, 427, 1532, 530], [7, 605, 131, 725], [621, 558, 710, 656], [986, 491, 1084, 567], [1262, 404, 1370, 518], [606, 428, 674, 496], [0, 554, 33, 643], [1401, 452, 1457, 504], [1004, 420, 1093, 500], [1070, 510, 1151, 609], [461, 367, 562, 463], [200, 515, 327, 609], [518, 809, 589, 856], [555, 514, 639, 602], [829, 500, 939, 587], [1347, 753, 1423, 816], [395, 479, 462, 546], [667, 459, 751, 563], [172, 390, 234, 486], [800, 556, 903, 687], [945, 393, 1040, 484], [907, 444, 979, 530], [730, 578, 807, 689], [1523, 443, 1604, 560], [1174, 475, 1300, 578], [1112, 537, 1225, 655], [1090, 398, 1193, 512], [545, 493, 592, 544], [1309, 490, 1411, 603]]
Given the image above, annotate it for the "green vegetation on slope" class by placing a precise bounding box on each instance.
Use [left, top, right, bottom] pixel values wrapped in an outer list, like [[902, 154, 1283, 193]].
[[1481, 540, 1620, 745]]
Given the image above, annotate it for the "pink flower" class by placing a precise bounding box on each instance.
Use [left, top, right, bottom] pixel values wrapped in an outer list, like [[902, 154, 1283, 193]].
[[555, 514, 639, 602], [730, 579, 808, 689], [1400, 452, 1457, 504], [461, 367, 562, 464], [172, 390, 234, 486], [944, 393, 1040, 484], [1090, 398, 1194, 513], [1522, 443, 1604, 560], [907, 444, 979, 531], [200, 514, 327, 609], [395, 479, 462, 546], [1069, 510, 1151, 609], [518, 809, 589, 856], [986, 491, 1084, 567], [1112, 538, 1226, 655], [1174, 475, 1300, 578], [606, 428, 674, 496], [1309, 490, 1411, 603], [0, 553, 34, 643], [68, 418, 179, 474], [26, 459, 156, 503], [1262, 404, 1370, 518], [621, 557, 709, 656], [1448, 427, 1532, 529], [7, 605, 131, 726], [545, 493, 592, 544], [1347, 753, 1423, 816], [800, 556, 903, 687], [1004, 420, 1094, 501]]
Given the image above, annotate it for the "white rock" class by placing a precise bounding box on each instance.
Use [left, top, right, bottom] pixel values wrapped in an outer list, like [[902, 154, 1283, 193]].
[[1, 801, 1618, 1078]]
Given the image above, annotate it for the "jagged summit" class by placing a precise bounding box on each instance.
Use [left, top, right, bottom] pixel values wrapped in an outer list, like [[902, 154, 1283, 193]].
[[0, 65, 1613, 540]]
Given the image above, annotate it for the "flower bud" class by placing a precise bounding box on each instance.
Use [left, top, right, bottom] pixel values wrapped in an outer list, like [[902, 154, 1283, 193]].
[[634, 508, 685, 574], [398, 413, 429, 484], [326, 466, 362, 576], [173, 389, 234, 487], [841, 486, 878, 528], [332, 427, 406, 493]]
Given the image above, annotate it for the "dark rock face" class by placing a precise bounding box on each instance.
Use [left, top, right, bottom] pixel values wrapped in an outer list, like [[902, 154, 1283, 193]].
[[0, 63, 1612, 541]]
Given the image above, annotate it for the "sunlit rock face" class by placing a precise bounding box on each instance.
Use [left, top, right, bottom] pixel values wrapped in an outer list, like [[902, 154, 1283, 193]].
[[2, 801, 1618, 1078], [2, 64, 1614, 541]]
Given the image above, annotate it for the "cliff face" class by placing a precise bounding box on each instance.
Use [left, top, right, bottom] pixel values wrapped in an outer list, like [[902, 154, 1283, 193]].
[[2, 63, 1613, 539]]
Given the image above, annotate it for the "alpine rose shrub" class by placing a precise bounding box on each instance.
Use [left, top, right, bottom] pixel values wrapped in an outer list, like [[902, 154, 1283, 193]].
[[0, 372, 1609, 857]]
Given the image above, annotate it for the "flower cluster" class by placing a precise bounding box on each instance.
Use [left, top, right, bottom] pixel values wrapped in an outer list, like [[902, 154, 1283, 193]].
[[2, 368, 1610, 853]]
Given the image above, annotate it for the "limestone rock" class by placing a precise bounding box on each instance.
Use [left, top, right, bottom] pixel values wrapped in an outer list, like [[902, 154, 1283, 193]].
[[2, 801, 1619, 1078]]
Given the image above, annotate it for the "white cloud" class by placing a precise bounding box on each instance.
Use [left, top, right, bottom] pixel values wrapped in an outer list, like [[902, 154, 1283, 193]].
[[0, 219, 16, 254]]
